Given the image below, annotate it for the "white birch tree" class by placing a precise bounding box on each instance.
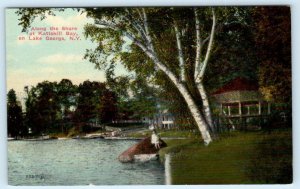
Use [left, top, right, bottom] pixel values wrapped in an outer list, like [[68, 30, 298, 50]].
[[194, 8, 216, 132], [83, 8, 216, 144]]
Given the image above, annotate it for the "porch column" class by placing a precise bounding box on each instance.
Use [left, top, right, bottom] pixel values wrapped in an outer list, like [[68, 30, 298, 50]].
[[267, 102, 271, 114], [258, 101, 262, 115], [220, 103, 223, 115], [228, 106, 231, 116], [238, 102, 242, 116]]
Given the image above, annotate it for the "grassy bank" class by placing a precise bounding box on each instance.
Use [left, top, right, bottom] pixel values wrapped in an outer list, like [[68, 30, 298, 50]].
[[125, 129, 200, 139], [159, 129, 292, 184]]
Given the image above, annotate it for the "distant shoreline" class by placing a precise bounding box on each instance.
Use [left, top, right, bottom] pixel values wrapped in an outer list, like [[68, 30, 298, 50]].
[[7, 136, 144, 141]]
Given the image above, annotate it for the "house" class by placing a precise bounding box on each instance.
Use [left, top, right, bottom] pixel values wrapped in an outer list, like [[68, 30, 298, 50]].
[[143, 109, 175, 129], [211, 77, 271, 130], [153, 109, 175, 129]]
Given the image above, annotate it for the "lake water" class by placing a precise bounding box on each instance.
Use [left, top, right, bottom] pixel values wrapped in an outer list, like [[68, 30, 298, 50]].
[[8, 139, 165, 185]]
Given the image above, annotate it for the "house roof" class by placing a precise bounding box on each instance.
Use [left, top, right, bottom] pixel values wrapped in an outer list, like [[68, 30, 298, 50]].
[[212, 77, 258, 95]]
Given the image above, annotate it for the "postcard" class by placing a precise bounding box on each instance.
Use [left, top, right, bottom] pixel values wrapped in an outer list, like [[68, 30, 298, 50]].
[[6, 6, 292, 185]]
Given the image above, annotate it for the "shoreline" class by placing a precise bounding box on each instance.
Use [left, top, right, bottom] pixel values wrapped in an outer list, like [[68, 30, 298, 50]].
[[7, 135, 188, 141], [6, 137, 143, 141]]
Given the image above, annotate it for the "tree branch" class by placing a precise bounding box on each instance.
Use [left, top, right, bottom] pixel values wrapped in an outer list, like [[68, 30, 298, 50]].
[[197, 8, 216, 82], [136, 8, 144, 22], [95, 20, 150, 53], [123, 8, 148, 42], [95, 19, 176, 81], [142, 8, 155, 52], [194, 8, 202, 81], [174, 21, 185, 81], [201, 35, 210, 46]]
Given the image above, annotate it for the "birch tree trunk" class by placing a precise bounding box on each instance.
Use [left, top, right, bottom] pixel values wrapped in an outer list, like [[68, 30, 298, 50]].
[[137, 10, 213, 144], [196, 82, 214, 133], [158, 64, 212, 144], [143, 53, 212, 145], [194, 8, 216, 134]]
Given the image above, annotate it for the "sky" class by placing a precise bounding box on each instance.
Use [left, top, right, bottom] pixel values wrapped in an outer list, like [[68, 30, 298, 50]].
[[5, 8, 129, 101]]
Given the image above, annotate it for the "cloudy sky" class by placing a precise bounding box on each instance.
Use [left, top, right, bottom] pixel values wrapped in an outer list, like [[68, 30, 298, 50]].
[[6, 8, 129, 100]]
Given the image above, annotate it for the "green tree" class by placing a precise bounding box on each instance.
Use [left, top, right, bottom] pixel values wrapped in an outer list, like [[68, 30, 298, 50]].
[[129, 75, 158, 120], [105, 64, 158, 121], [105, 64, 131, 101], [7, 89, 25, 138], [206, 7, 258, 90], [252, 6, 291, 103], [24, 81, 61, 135], [56, 79, 78, 133], [57, 79, 77, 113], [75, 80, 117, 125], [100, 89, 118, 123]]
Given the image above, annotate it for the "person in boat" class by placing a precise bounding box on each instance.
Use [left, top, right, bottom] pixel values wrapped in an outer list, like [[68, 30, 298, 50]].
[[149, 124, 161, 149]]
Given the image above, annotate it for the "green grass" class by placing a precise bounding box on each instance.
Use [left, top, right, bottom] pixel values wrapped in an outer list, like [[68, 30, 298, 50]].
[[158, 130, 200, 138], [125, 129, 199, 138], [125, 130, 152, 138], [159, 129, 292, 184]]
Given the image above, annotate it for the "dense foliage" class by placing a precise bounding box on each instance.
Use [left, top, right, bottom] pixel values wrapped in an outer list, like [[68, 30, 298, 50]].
[[7, 89, 24, 138], [8, 77, 158, 137], [253, 6, 291, 103]]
